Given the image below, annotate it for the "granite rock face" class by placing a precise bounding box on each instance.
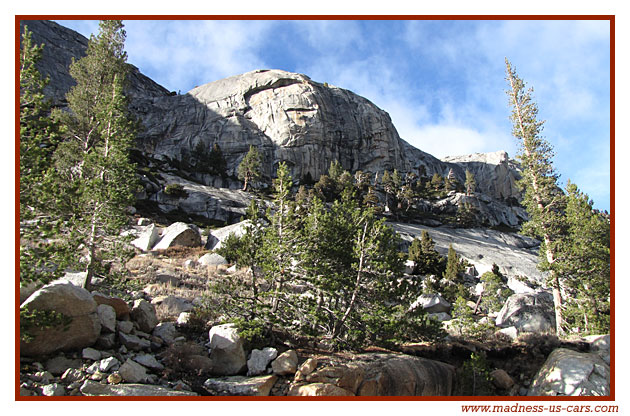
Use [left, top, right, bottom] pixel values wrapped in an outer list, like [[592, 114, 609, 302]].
[[391, 222, 545, 287], [442, 151, 522, 202]]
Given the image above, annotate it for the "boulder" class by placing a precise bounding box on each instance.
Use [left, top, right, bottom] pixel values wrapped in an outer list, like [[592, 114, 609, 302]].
[[131, 224, 160, 251], [288, 383, 354, 396], [584, 334, 610, 365], [82, 347, 101, 361], [208, 323, 247, 375], [45, 356, 82, 376], [271, 350, 298, 376], [80, 380, 198, 396], [153, 222, 201, 250], [152, 322, 179, 345], [198, 253, 228, 266], [131, 299, 158, 333], [20, 280, 101, 357], [528, 348, 609, 396], [298, 353, 455, 396], [203, 375, 278, 396], [42, 383, 66, 396], [99, 356, 120, 372], [92, 293, 131, 319], [118, 332, 151, 351], [96, 304, 117, 333], [118, 359, 148, 383], [205, 220, 252, 250], [410, 293, 451, 314], [151, 295, 193, 317], [133, 354, 164, 371], [490, 369, 515, 390], [247, 347, 278, 376], [496, 292, 556, 334]]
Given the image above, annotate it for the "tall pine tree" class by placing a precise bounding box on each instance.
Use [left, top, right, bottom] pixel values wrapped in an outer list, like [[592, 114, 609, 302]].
[[54, 20, 137, 289], [505, 59, 567, 335]]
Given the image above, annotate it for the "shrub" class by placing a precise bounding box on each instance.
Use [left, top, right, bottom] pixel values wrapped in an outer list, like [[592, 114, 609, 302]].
[[164, 183, 188, 198], [456, 352, 496, 396]]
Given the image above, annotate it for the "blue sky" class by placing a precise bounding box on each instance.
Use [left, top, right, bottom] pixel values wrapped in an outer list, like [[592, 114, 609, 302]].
[[56, 19, 611, 211]]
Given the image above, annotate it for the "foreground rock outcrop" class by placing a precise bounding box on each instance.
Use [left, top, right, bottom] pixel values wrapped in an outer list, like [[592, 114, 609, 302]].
[[288, 353, 456, 396], [21, 280, 101, 357], [528, 348, 610, 396]]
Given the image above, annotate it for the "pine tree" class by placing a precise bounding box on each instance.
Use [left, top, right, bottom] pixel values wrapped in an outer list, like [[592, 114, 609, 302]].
[[430, 173, 444, 191], [505, 59, 567, 335], [20, 26, 72, 288], [408, 230, 445, 276], [53, 20, 138, 289], [238, 145, 262, 191], [554, 181, 610, 334], [465, 169, 476, 195]]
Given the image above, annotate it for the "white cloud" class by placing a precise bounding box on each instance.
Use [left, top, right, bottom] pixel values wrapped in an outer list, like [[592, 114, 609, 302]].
[[124, 20, 274, 92]]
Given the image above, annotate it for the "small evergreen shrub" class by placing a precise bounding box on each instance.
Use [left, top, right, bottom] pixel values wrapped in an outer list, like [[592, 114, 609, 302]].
[[164, 183, 188, 198]]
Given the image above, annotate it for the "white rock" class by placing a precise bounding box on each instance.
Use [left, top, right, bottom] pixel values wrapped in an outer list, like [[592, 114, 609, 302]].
[[41, 383, 65, 396], [205, 220, 251, 250], [247, 347, 278, 376], [199, 253, 228, 266], [131, 224, 160, 251], [208, 323, 247, 376], [99, 356, 120, 372]]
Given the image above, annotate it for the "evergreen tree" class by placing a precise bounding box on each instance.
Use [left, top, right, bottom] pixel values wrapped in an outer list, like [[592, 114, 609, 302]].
[[260, 162, 301, 323], [430, 173, 444, 191], [408, 230, 445, 277], [19, 26, 71, 286], [478, 270, 513, 314], [53, 20, 137, 289], [238, 145, 262, 191], [505, 59, 567, 335], [553, 181, 610, 334], [465, 169, 476, 195]]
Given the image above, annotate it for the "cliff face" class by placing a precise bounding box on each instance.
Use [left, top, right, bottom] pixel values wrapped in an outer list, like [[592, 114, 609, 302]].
[[135, 68, 452, 184], [20, 20, 524, 224]]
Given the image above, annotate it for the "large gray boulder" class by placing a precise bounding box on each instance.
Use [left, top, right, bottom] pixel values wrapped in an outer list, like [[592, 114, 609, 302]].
[[203, 375, 278, 396], [153, 222, 202, 250], [410, 294, 451, 314], [208, 323, 247, 376], [496, 292, 556, 335], [20, 280, 101, 357], [528, 348, 609, 396], [290, 353, 455, 396], [80, 380, 198, 396]]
